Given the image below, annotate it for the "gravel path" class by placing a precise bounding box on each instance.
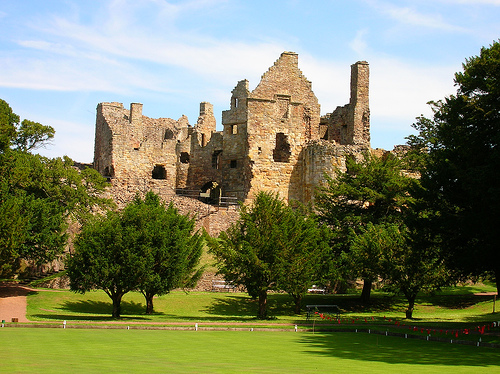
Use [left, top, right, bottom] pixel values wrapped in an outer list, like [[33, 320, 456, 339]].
[[0, 283, 33, 323]]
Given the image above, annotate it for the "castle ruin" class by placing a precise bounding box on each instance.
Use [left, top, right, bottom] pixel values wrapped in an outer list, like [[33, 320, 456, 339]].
[[93, 52, 371, 206]]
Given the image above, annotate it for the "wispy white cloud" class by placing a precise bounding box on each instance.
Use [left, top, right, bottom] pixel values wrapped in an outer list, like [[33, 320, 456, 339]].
[[350, 29, 369, 56], [0, 52, 141, 93], [369, 56, 458, 121], [365, 0, 468, 32], [35, 117, 95, 162], [299, 54, 351, 113], [5, 1, 282, 94], [2, 0, 496, 158]]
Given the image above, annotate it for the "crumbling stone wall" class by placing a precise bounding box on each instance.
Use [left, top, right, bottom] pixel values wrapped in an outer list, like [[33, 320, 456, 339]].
[[94, 102, 190, 195], [320, 61, 370, 147], [185, 103, 224, 194], [93, 51, 374, 227], [238, 52, 322, 203]]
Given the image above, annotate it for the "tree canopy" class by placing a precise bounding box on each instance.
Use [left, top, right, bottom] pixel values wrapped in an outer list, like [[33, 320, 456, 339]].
[[67, 192, 204, 317], [205, 191, 331, 318], [315, 152, 416, 303], [123, 192, 204, 314], [66, 210, 143, 318], [406, 41, 500, 294], [315, 151, 451, 317], [0, 99, 111, 278]]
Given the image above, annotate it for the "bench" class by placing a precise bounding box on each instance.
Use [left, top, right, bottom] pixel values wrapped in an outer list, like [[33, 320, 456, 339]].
[[212, 280, 236, 292], [307, 285, 326, 294], [306, 305, 340, 320]]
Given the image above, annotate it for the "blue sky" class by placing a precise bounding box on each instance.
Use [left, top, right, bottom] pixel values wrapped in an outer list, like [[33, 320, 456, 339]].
[[1, 0, 499, 162]]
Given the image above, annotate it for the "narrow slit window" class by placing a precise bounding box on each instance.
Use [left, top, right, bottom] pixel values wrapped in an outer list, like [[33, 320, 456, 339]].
[[212, 150, 222, 169], [273, 133, 291, 163]]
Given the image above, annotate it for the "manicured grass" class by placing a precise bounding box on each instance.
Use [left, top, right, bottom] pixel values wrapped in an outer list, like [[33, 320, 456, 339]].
[[26, 285, 499, 325], [24, 284, 500, 345], [1, 328, 499, 373]]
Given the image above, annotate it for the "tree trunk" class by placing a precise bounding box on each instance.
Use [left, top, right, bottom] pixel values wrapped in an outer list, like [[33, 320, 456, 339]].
[[145, 292, 154, 315], [112, 293, 123, 318], [258, 291, 268, 319], [293, 295, 302, 314], [360, 279, 372, 304], [405, 295, 416, 319], [495, 267, 500, 296]]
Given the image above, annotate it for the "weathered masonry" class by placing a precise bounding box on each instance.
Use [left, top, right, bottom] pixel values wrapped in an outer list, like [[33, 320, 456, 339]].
[[93, 52, 371, 205]]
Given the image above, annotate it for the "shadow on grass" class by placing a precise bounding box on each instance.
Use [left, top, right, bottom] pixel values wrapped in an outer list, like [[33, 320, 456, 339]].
[[299, 333, 500, 367], [63, 299, 147, 315], [31, 299, 159, 321], [201, 293, 402, 321], [203, 293, 304, 318], [298, 293, 405, 314], [419, 294, 495, 309]]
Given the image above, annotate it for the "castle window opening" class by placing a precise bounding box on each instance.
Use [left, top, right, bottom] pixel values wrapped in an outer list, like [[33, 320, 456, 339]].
[[104, 166, 114, 178], [273, 133, 291, 163], [234, 98, 239, 108], [212, 150, 222, 169], [180, 152, 190, 164], [164, 129, 174, 140], [278, 96, 290, 120], [152, 165, 167, 180], [201, 133, 206, 146], [304, 112, 312, 139], [230, 160, 237, 168], [231, 124, 237, 135], [319, 124, 329, 140]]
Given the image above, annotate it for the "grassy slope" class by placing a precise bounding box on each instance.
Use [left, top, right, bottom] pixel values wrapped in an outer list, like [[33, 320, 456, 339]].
[[1, 329, 499, 374]]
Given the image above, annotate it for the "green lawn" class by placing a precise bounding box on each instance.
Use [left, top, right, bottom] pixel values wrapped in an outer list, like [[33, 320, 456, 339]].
[[26, 284, 499, 325], [1, 328, 499, 373], [22, 283, 500, 345]]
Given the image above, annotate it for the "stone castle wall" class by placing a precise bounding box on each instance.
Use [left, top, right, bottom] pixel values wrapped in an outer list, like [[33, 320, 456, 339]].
[[93, 52, 373, 231]]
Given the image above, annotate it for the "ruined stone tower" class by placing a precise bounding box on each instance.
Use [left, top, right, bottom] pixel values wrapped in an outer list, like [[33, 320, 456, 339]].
[[320, 61, 370, 147], [93, 52, 371, 205]]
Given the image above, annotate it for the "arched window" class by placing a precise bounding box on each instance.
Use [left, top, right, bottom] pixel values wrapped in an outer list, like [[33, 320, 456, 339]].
[[152, 165, 167, 179]]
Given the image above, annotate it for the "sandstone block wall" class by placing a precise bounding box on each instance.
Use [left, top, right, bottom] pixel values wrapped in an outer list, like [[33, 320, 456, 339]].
[[93, 51, 374, 230]]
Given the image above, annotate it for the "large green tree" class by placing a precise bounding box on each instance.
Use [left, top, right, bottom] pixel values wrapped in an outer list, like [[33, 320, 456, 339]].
[[275, 204, 332, 314], [315, 152, 415, 303], [407, 41, 500, 294], [67, 192, 204, 317], [0, 99, 110, 277], [205, 192, 330, 318], [66, 210, 144, 318], [123, 192, 204, 314], [353, 221, 448, 319]]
